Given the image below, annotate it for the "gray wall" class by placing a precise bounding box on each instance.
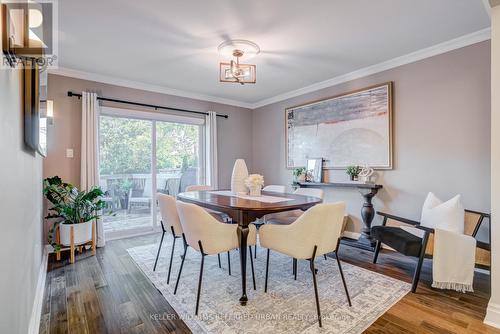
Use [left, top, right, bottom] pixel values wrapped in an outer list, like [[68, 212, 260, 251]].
[[0, 69, 44, 332], [252, 41, 491, 237], [45, 74, 253, 188]]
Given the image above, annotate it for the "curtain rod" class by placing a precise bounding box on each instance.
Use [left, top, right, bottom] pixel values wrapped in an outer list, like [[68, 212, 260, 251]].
[[66, 91, 229, 119]]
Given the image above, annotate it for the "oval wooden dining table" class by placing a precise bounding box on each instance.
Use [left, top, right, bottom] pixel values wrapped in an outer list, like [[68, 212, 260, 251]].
[[177, 190, 323, 305]]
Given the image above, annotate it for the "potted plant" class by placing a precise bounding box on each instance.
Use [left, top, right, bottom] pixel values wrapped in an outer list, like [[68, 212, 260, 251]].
[[44, 176, 110, 252], [293, 167, 306, 183], [346, 165, 362, 181]]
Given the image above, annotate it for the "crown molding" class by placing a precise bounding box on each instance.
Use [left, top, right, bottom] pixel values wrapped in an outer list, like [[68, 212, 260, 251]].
[[251, 28, 491, 109], [48, 67, 254, 109]]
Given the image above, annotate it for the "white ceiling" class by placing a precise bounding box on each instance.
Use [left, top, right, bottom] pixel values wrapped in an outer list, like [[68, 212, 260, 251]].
[[56, 0, 490, 107]]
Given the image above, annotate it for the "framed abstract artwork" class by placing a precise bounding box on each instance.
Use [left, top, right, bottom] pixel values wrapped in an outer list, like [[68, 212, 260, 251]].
[[285, 82, 393, 169]]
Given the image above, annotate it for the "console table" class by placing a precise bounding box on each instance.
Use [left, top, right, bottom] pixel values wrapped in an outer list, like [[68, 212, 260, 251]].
[[298, 181, 383, 251]]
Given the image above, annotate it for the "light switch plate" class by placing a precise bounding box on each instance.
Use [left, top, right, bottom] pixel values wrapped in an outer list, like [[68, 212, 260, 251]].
[[66, 149, 74, 158]]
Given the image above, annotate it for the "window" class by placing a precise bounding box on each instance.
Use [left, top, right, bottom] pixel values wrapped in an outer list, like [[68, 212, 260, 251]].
[[98, 107, 204, 238]]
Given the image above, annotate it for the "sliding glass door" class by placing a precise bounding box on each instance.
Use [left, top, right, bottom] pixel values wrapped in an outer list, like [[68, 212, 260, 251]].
[[98, 107, 204, 239]]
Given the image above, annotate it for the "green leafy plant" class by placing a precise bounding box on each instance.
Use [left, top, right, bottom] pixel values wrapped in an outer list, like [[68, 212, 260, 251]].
[[292, 167, 306, 179], [346, 165, 362, 180], [291, 167, 307, 188], [43, 176, 110, 251]]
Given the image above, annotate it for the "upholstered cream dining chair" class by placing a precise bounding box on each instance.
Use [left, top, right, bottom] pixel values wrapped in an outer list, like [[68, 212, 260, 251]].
[[154, 194, 184, 285], [259, 202, 351, 328], [185, 185, 212, 192], [174, 201, 258, 315], [262, 184, 287, 193], [155, 193, 229, 281]]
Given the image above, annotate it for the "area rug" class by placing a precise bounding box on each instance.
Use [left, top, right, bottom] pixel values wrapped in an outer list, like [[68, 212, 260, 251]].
[[127, 239, 410, 334]]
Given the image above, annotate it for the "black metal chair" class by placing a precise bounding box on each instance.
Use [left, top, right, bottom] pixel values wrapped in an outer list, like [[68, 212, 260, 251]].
[[371, 210, 490, 293]]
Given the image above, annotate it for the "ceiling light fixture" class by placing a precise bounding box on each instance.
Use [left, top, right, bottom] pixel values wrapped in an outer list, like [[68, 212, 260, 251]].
[[218, 39, 259, 85]]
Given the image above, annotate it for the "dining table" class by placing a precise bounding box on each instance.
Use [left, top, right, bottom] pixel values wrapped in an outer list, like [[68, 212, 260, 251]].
[[176, 190, 323, 305]]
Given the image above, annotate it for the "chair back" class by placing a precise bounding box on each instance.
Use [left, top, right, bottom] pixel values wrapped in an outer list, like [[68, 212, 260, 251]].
[[185, 185, 213, 192], [157, 193, 183, 236], [263, 185, 286, 193], [176, 201, 237, 253], [294, 187, 324, 199], [290, 202, 345, 258]]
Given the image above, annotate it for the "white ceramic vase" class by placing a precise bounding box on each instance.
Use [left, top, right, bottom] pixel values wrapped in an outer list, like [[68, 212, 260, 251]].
[[231, 159, 249, 194], [59, 221, 93, 246]]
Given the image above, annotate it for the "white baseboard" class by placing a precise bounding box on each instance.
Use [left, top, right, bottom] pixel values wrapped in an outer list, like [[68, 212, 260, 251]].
[[485, 302, 500, 329], [28, 246, 49, 334]]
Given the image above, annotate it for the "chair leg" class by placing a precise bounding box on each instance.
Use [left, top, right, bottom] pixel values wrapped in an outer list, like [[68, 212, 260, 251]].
[[254, 245, 257, 258], [195, 241, 205, 315], [412, 232, 429, 293], [293, 258, 297, 280], [174, 235, 188, 295], [227, 251, 231, 276], [309, 246, 322, 327], [265, 249, 270, 293], [166, 235, 177, 284], [249, 246, 256, 290], [153, 229, 166, 272], [334, 252, 352, 306], [324, 254, 327, 260], [373, 240, 382, 264], [217, 253, 221, 268]]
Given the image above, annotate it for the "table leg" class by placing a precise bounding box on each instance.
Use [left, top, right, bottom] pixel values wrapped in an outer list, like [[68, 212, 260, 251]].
[[237, 212, 249, 306], [358, 189, 378, 247]]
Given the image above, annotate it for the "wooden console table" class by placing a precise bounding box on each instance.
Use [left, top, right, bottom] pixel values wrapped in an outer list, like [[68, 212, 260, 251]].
[[298, 181, 383, 251]]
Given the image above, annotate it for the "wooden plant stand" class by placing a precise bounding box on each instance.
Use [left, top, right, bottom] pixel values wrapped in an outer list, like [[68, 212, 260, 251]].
[[54, 221, 96, 264]]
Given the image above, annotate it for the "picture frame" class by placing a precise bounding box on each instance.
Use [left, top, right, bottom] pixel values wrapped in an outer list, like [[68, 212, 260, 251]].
[[285, 82, 393, 170]]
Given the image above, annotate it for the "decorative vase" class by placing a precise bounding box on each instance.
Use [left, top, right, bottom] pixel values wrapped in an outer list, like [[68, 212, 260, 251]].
[[59, 221, 93, 246], [249, 185, 262, 197], [231, 159, 249, 194]]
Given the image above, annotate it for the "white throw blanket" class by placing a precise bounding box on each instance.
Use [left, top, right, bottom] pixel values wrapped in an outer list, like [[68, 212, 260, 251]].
[[431, 228, 476, 292]]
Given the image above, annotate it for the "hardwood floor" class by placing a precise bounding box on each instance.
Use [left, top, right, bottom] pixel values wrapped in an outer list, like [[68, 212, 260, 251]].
[[39, 234, 498, 334]]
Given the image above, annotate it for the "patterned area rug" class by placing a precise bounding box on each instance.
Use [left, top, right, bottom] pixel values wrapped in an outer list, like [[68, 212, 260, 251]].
[[127, 239, 410, 334]]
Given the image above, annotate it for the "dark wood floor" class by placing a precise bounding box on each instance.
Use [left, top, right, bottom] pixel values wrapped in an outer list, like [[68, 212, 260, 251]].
[[39, 234, 499, 334]]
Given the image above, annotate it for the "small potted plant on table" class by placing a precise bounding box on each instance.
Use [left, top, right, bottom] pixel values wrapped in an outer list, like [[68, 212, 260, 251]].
[[346, 165, 362, 181], [44, 176, 110, 263]]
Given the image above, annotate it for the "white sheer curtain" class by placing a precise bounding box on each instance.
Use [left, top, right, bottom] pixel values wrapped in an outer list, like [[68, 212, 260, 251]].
[[205, 111, 218, 189], [81, 91, 105, 247]]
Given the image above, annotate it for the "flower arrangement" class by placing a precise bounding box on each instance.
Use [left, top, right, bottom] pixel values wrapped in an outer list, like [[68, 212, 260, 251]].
[[245, 174, 264, 196], [245, 174, 265, 188]]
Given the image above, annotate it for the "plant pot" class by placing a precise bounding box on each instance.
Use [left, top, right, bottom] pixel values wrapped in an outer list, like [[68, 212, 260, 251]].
[[297, 174, 306, 183], [249, 186, 262, 197], [59, 221, 93, 246]]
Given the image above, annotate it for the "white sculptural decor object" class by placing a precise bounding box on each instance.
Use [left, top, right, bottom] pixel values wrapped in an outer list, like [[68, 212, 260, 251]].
[[231, 159, 249, 194], [358, 166, 375, 183], [245, 174, 265, 197]]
